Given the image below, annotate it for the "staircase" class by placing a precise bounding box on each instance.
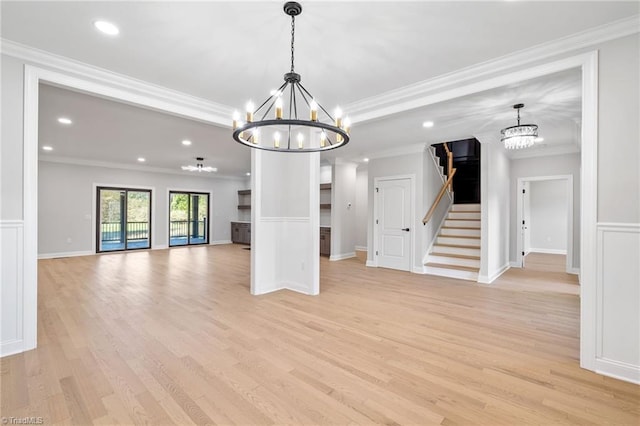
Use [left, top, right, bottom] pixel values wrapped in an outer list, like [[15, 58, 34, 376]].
[[424, 203, 481, 281]]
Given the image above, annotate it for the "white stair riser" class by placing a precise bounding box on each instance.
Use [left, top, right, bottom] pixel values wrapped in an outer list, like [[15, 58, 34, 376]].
[[425, 266, 478, 282], [448, 212, 480, 220], [440, 228, 481, 237], [427, 255, 480, 268], [437, 236, 480, 247], [432, 245, 480, 257], [451, 204, 481, 212], [444, 219, 480, 228]]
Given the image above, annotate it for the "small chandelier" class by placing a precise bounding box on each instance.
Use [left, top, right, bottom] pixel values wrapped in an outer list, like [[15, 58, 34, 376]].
[[232, 1, 350, 152], [501, 103, 538, 150], [182, 157, 217, 173]]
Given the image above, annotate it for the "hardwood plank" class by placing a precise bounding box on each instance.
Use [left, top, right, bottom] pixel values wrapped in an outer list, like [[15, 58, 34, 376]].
[[0, 245, 637, 425]]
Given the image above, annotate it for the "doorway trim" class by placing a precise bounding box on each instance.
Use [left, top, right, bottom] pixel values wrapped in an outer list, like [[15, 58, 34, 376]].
[[18, 51, 598, 374], [516, 175, 575, 274], [372, 174, 415, 271]]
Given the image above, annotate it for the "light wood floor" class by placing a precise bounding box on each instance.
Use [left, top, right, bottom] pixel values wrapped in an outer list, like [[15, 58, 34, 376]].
[[2, 245, 638, 425]]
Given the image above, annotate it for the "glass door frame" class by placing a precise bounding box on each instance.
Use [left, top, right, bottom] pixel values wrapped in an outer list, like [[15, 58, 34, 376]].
[[168, 190, 210, 247], [96, 186, 153, 253]]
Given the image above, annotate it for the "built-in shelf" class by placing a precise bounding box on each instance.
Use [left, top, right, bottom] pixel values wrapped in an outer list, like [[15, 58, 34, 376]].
[[320, 204, 332, 209], [238, 189, 251, 211], [320, 183, 332, 190]]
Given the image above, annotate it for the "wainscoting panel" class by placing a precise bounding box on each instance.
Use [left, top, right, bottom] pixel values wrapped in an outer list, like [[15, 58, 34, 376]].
[[1, 220, 24, 357], [596, 223, 640, 384]]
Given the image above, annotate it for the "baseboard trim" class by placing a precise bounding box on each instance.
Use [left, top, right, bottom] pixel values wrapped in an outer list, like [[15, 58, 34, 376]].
[[412, 266, 427, 274], [569, 267, 580, 275], [355, 246, 367, 252], [38, 250, 93, 259], [595, 357, 640, 385], [152, 245, 168, 250], [529, 248, 567, 255], [1, 339, 24, 358], [329, 252, 356, 261], [509, 261, 522, 268], [210, 240, 232, 245], [478, 263, 510, 284], [365, 260, 377, 267]]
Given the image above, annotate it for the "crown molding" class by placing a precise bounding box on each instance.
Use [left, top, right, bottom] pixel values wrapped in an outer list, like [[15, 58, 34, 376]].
[[1, 39, 233, 126], [39, 155, 245, 180], [345, 14, 640, 123], [362, 143, 427, 161]]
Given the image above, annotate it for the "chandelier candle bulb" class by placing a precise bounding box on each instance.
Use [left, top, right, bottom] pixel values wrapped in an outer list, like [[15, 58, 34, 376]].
[[275, 97, 283, 119], [310, 100, 318, 121], [320, 131, 327, 148], [252, 129, 260, 144], [297, 133, 304, 149], [232, 111, 240, 130], [246, 101, 254, 123], [335, 107, 343, 128], [344, 117, 351, 134], [274, 132, 281, 148]]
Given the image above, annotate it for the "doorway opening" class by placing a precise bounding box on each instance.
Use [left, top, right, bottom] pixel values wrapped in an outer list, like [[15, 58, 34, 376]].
[[97, 187, 152, 252], [517, 175, 575, 274]]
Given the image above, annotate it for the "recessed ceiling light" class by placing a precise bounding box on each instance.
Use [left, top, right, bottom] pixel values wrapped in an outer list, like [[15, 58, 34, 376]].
[[57, 117, 72, 125], [94, 20, 119, 36], [182, 139, 192, 146], [363, 158, 369, 162], [137, 157, 146, 162], [534, 137, 544, 142], [42, 146, 53, 151], [422, 121, 434, 128], [246, 172, 251, 176]]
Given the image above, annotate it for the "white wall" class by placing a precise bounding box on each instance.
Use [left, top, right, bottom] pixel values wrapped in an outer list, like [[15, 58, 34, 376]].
[[355, 167, 368, 250], [422, 145, 452, 258], [330, 162, 357, 260], [1, 55, 24, 220], [529, 180, 568, 253], [367, 151, 424, 272], [479, 140, 511, 283], [38, 161, 244, 256], [510, 153, 581, 266], [591, 34, 640, 382]]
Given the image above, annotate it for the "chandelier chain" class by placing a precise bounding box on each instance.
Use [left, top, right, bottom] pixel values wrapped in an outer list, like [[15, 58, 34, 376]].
[[290, 15, 295, 73]]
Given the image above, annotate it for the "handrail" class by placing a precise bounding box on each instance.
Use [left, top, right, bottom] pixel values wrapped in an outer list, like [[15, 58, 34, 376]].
[[444, 142, 453, 191], [423, 168, 456, 225]]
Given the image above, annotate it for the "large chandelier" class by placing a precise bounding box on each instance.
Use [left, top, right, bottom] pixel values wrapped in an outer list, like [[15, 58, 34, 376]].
[[501, 103, 538, 150], [232, 2, 350, 152]]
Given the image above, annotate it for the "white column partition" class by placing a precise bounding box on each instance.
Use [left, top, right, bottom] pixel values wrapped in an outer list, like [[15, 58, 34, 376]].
[[250, 148, 320, 295]]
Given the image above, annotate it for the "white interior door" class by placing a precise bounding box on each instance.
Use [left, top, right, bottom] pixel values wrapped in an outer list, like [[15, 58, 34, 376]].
[[377, 178, 411, 271]]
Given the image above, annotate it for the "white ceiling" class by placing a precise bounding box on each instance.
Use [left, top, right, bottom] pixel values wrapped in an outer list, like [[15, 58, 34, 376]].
[[3, 1, 637, 175]]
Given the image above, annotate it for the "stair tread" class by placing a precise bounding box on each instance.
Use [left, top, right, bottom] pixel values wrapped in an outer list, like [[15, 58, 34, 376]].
[[439, 235, 480, 240], [425, 263, 480, 272], [434, 243, 481, 249], [450, 211, 481, 213], [442, 226, 481, 230], [446, 218, 480, 221], [429, 253, 480, 260]]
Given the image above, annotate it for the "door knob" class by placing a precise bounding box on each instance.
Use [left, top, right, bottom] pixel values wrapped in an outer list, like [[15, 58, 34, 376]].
[[402, 228, 410, 232]]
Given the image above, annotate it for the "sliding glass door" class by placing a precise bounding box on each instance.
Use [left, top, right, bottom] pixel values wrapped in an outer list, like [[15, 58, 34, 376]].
[[169, 191, 209, 246], [97, 187, 151, 252]]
